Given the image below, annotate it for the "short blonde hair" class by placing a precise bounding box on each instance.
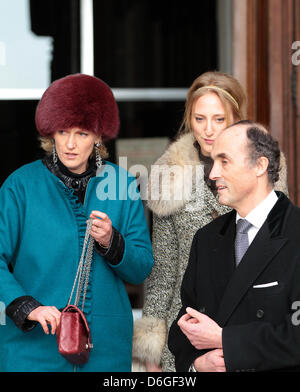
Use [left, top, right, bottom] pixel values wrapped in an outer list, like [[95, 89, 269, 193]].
[[39, 136, 109, 160], [178, 71, 247, 136]]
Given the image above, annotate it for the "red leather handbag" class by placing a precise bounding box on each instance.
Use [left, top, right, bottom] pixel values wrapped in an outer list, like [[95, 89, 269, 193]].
[[56, 305, 93, 365], [56, 220, 94, 365]]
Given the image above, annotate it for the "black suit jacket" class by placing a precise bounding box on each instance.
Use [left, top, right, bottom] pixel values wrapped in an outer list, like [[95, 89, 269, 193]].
[[168, 192, 300, 372]]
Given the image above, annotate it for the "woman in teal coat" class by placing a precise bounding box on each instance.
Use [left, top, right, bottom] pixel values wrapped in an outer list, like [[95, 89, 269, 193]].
[[0, 74, 154, 372]]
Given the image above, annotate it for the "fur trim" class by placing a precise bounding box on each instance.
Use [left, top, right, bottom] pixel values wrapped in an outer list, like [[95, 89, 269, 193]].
[[35, 74, 119, 141], [147, 133, 201, 217], [132, 359, 147, 372], [132, 316, 167, 369]]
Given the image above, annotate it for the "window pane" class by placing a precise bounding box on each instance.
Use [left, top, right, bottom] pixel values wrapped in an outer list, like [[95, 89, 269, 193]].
[[93, 0, 217, 87], [0, 100, 39, 185], [0, 0, 52, 89]]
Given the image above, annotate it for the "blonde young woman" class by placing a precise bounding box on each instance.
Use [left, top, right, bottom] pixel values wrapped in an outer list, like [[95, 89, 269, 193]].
[[132, 71, 288, 372]]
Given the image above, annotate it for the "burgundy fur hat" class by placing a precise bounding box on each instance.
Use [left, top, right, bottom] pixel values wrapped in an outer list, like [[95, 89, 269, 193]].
[[35, 74, 119, 141]]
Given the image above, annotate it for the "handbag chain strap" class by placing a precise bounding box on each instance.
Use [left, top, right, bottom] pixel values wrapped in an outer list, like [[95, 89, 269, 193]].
[[68, 218, 95, 311]]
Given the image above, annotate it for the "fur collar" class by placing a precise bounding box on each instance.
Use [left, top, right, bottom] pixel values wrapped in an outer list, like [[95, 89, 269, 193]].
[[147, 132, 203, 216]]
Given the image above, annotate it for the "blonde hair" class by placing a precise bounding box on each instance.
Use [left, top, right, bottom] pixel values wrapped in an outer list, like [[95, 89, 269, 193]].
[[178, 71, 247, 136], [39, 136, 109, 160]]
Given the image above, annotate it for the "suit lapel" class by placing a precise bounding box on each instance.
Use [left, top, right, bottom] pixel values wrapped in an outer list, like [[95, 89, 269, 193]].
[[214, 192, 291, 326], [211, 212, 236, 305], [215, 225, 287, 326]]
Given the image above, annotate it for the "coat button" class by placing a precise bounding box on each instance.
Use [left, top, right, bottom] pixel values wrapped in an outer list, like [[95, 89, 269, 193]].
[[72, 180, 80, 188], [199, 307, 206, 313], [256, 309, 264, 318]]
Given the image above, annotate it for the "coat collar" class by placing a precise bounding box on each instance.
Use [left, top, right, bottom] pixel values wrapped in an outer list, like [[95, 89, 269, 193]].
[[147, 133, 202, 216], [213, 192, 291, 326]]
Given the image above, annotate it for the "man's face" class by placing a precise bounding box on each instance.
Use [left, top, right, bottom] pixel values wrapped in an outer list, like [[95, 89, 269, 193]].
[[209, 126, 258, 215]]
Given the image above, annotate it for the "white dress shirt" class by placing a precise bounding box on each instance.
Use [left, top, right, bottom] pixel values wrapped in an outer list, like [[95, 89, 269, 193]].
[[236, 190, 278, 245]]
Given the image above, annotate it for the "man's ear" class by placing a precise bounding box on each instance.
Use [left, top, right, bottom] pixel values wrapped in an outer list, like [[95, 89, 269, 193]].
[[255, 156, 269, 178]]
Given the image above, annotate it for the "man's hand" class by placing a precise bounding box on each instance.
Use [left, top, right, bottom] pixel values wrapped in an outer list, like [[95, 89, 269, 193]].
[[177, 307, 222, 350], [89, 211, 113, 248], [27, 306, 61, 335], [194, 349, 226, 372]]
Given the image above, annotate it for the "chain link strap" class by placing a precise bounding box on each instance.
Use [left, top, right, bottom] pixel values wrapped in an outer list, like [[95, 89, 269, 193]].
[[68, 219, 95, 311]]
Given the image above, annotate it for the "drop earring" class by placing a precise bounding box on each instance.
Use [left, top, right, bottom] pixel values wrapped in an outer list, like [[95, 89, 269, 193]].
[[52, 139, 58, 164], [95, 143, 102, 170]]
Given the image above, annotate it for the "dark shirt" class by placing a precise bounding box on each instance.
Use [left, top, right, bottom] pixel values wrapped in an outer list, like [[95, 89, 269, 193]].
[[43, 155, 96, 204]]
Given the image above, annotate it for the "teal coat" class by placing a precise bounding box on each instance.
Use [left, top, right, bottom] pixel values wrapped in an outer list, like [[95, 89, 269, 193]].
[[0, 160, 153, 372]]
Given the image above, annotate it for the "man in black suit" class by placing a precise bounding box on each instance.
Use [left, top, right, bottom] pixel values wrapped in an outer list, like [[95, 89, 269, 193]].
[[168, 120, 300, 372]]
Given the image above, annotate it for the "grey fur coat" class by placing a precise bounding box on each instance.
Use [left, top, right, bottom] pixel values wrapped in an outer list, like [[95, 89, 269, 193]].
[[132, 132, 288, 372]]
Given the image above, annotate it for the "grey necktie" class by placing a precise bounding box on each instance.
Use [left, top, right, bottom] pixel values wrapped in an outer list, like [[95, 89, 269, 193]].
[[235, 219, 252, 266]]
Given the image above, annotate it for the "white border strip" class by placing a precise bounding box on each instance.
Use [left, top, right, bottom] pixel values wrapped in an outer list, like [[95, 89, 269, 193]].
[[113, 88, 188, 101], [0, 88, 188, 101], [0, 89, 45, 100], [80, 0, 94, 75]]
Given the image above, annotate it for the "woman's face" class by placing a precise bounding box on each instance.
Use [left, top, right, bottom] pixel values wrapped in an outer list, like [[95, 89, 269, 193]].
[[53, 127, 100, 174], [191, 92, 234, 157]]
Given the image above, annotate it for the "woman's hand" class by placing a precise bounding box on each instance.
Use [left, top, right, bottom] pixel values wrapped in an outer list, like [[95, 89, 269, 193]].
[[89, 210, 112, 248], [27, 306, 61, 335]]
